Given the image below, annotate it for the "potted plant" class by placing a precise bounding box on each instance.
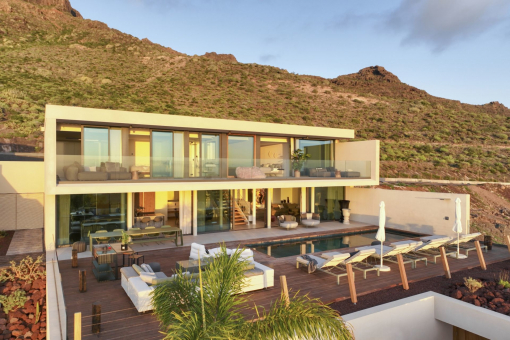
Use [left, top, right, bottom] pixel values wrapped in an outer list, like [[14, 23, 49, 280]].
[[121, 231, 129, 250], [291, 149, 310, 178]]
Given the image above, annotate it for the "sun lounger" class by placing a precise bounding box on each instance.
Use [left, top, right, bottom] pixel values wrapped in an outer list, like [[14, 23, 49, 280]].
[[412, 235, 455, 264], [320, 248, 378, 279], [296, 252, 354, 285], [446, 232, 487, 257], [357, 240, 426, 269]]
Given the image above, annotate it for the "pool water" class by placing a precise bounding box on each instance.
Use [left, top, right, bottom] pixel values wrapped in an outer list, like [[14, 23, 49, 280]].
[[249, 230, 414, 258]]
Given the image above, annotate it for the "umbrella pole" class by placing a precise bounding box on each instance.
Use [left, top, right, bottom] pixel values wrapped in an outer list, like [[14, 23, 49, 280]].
[[457, 233, 460, 259], [380, 243, 383, 267]]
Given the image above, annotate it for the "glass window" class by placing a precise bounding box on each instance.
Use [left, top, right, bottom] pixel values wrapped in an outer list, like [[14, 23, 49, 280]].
[[202, 134, 220, 177], [152, 131, 173, 177], [228, 136, 254, 177], [311, 187, 344, 221], [56, 193, 127, 246], [83, 127, 109, 168], [298, 139, 332, 174], [197, 190, 231, 233]]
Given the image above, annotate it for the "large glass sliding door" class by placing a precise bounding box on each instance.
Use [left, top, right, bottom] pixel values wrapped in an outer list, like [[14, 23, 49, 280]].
[[83, 127, 109, 168], [202, 134, 220, 177], [298, 139, 333, 175], [311, 187, 344, 221], [56, 193, 127, 246], [152, 131, 173, 177], [228, 136, 254, 177], [197, 190, 231, 233]]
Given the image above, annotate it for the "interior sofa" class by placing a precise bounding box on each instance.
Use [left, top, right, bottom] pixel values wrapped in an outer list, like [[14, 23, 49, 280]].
[[259, 163, 284, 177], [306, 167, 361, 178], [63, 161, 131, 181]]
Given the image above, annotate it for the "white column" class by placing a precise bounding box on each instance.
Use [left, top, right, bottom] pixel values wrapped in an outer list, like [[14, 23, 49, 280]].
[[44, 194, 56, 252], [300, 187, 307, 214], [266, 188, 272, 229], [127, 192, 133, 229], [252, 189, 256, 224], [310, 187, 315, 214], [192, 190, 198, 236]]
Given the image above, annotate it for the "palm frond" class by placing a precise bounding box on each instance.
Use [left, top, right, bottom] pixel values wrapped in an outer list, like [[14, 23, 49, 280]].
[[242, 292, 354, 340]]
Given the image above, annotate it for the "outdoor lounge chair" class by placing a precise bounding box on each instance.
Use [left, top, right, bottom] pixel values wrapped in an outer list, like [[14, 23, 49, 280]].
[[445, 232, 487, 257], [411, 235, 455, 264], [297, 251, 373, 284], [357, 240, 426, 269], [320, 248, 379, 279]]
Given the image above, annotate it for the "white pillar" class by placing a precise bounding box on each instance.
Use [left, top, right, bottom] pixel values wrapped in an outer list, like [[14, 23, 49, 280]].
[[266, 188, 272, 229], [252, 188, 256, 225], [310, 187, 315, 214], [192, 190, 198, 236], [44, 194, 56, 252], [300, 187, 307, 214], [127, 192, 133, 229]]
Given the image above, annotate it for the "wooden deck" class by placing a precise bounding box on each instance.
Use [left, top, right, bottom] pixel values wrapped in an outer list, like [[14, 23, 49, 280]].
[[59, 231, 510, 340]]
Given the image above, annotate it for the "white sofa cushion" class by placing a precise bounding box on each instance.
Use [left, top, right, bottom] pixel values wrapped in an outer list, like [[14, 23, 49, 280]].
[[139, 272, 156, 284], [190, 243, 211, 260]]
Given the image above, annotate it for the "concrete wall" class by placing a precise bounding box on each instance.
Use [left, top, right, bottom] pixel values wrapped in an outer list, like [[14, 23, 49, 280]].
[[346, 188, 470, 237], [0, 162, 44, 230], [343, 292, 510, 340], [335, 140, 379, 181], [343, 293, 452, 340]]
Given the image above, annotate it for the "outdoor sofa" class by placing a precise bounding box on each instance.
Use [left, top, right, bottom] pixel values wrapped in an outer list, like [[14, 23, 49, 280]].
[[188, 243, 275, 293]]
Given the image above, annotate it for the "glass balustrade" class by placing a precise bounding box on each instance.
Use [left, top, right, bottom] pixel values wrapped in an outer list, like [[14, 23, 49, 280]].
[[56, 154, 371, 183]]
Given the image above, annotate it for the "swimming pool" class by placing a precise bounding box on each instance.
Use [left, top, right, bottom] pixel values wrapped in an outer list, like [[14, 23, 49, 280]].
[[248, 230, 418, 258]]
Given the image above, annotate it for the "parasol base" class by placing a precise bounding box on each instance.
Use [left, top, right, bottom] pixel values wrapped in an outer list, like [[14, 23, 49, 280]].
[[449, 253, 467, 259], [374, 264, 391, 272]]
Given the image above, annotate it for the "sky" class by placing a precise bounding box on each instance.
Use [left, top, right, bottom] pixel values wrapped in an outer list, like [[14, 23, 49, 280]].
[[73, 0, 510, 107]]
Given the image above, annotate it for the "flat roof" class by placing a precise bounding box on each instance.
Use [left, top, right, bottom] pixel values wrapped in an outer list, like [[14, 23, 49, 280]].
[[46, 105, 355, 139]]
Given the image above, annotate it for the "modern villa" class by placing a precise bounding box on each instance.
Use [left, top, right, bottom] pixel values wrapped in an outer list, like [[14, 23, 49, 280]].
[[43, 105, 379, 250], [0, 104, 498, 339]]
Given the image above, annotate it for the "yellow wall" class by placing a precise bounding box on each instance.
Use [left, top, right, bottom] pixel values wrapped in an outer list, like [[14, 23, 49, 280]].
[[0, 161, 45, 194], [0, 162, 44, 230]]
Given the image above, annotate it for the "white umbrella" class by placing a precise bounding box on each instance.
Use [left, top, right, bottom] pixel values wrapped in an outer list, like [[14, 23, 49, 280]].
[[451, 198, 467, 259], [375, 201, 391, 271]]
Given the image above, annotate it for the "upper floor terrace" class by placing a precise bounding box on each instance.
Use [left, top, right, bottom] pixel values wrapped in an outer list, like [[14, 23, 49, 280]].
[[45, 105, 379, 194]]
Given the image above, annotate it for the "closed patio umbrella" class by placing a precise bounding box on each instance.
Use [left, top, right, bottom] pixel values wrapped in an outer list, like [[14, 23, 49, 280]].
[[450, 197, 467, 259], [375, 201, 391, 271]]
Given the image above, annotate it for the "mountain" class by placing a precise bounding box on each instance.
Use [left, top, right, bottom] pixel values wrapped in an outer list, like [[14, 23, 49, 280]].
[[0, 0, 509, 181]]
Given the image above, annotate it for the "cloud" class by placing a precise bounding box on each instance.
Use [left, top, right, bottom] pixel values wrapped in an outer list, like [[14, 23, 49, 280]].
[[384, 0, 510, 52], [260, 54, 279, 62]]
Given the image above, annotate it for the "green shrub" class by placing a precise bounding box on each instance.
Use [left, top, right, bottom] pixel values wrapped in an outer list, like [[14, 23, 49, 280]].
[[0, 289, 28, 313]]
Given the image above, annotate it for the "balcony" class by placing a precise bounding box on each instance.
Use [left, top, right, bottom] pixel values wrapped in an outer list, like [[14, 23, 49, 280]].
[[56, 155, 371, 184]]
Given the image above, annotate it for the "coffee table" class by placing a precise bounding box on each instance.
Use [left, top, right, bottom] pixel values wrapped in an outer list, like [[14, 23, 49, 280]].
[[176, 259, 209, 274]]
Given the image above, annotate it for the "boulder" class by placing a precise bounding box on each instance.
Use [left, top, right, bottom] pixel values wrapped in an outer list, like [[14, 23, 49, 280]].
[[451, 290, 462, 299]]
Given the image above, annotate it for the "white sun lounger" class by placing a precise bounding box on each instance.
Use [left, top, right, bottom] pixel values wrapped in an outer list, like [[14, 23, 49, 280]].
[[412, 235, 455, 264], [446, 232, 487, 257], [297, 251, 366, 285], [357, 240, 426, 269], [320, 248, 378, 279]]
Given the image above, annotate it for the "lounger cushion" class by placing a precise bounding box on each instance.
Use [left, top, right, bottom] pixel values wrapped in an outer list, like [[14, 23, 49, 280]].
[[244, 268, 264, 278]]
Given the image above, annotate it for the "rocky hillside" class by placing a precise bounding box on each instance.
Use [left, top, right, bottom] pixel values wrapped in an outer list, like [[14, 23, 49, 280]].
[[0, 0, 509, 180]]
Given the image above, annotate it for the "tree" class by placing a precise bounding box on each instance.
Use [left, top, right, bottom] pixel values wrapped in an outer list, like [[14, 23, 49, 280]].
[[151, 246, 354, 340]]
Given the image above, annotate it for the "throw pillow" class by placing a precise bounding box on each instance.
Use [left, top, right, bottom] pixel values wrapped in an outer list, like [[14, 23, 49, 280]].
[[139, 272, 156, 284], [132, 264, 144, 275], [141, 263, 154, 273], [306, 213, 312, 220], [65, 166, 79, 181], [284, 215, 295, 222]]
